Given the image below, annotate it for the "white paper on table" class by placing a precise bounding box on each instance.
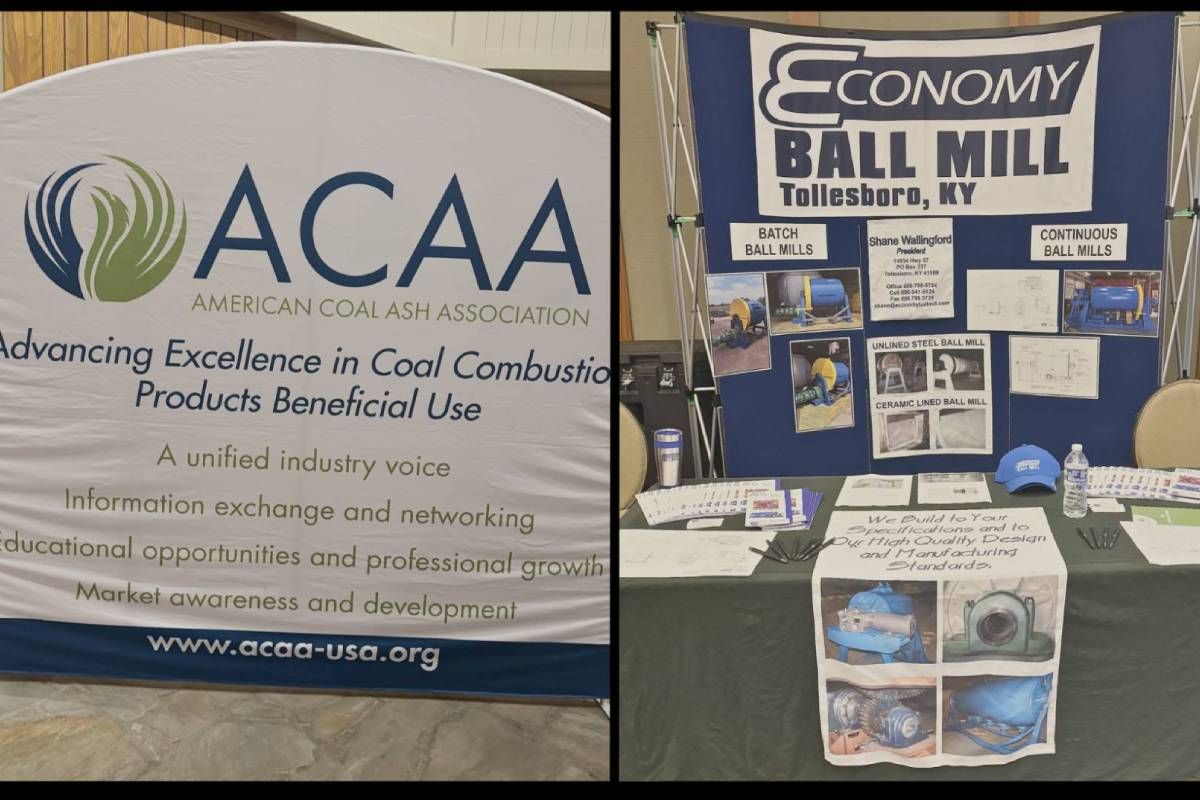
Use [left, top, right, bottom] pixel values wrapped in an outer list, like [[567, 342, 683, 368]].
[[917, 472, 991, 504], [835, 474, 914, 506], [686, 517, 725, 529], [619, 529, 766, 578], [1087, 497, 1125, 513], [967, 270, 1059, 333], [1120, 520, 1200, 565]]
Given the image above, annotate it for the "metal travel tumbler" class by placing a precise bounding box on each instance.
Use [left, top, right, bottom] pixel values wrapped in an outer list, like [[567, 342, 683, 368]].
[[653, 428, 683, 488]]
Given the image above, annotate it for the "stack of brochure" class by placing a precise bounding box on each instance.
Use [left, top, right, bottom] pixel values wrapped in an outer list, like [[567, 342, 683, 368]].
[[635, 480, 779, 526], [1087, 466, 1200, 503], [744, 487, 823, 530], [1169, 469, 1200, 502], [635, 480, 823, 528]]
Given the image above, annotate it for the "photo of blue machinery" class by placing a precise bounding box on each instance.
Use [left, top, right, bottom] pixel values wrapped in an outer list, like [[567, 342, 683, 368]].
[[826, 682, 936, 756], [823, 581, 932, 665], [943, 675, 1053, 756], [766, 268, 861, 334], [1063, 270, 1160, 336]]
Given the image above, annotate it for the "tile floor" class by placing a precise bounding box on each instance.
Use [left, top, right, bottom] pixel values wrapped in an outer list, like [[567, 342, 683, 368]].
[[0, 678, 609, 780]]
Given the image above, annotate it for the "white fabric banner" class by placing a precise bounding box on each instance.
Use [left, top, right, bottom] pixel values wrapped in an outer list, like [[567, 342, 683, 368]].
[[812, 507, 1067, 767], [0, 44, 609, 695], [750, 25, 1099, 217]]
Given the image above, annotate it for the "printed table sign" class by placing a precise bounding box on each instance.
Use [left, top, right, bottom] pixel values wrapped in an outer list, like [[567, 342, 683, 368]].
[[812, 508, 1067, 767]]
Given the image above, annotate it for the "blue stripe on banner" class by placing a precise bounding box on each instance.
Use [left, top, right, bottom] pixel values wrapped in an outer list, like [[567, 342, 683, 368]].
[[0, 618, 608, 699]]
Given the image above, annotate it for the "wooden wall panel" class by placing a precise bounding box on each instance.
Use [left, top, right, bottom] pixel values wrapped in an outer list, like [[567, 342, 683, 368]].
[[2, 11, 43, 90], [182, 11, 298, 41], [107, 10, 128, 58], [184, 15, 203, 46], [128, 12, 149, 55], [202, 19, 220, 45], [147, 12, 167, 52], [64, 11, 86, 69], [166, 13, 185, 49], [42, 12, 64, 77], [86, 11, 107, 64], [2, 11, 278, 90], [787, 12, 820, 26], [62, 11, 85, 70], [1009, 11, 1041, 27]]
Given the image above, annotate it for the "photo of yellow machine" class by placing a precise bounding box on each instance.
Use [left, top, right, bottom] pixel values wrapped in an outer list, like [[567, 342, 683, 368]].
[[790, 338, 854, 433], [705, 273, 772, 377]]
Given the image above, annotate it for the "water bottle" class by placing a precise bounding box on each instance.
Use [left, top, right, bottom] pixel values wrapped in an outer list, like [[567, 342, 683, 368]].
[[1063, 443, 1089, 519]]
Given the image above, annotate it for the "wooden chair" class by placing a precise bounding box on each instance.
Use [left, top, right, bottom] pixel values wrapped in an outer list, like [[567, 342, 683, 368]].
[[1133, 379, 1200, 467], [619, 402, 648, 514]]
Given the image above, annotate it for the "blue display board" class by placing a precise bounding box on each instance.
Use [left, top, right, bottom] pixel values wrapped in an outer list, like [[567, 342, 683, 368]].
[[685, 12, 1176, 477]]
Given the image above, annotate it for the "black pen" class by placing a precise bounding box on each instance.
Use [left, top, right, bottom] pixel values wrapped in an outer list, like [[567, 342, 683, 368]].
[[1076, 527, 1092, 550], [1089, 527, 1099, 550], [803, 539, 837, 561], [796, 539, 821, 561], [749, 546, 787, 564], [767, 539, 790, 562]]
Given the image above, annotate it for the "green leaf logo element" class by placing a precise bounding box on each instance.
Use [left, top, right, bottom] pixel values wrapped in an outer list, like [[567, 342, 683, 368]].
[[82, 156, 187, 302]]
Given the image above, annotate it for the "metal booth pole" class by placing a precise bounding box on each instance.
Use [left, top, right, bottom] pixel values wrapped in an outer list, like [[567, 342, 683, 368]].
[[1163, 19, 1200, 383], [648, 16, 723, 477]]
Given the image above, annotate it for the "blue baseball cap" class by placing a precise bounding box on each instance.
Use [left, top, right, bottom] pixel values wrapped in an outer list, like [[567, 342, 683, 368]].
[[996, 445, 1061, 493]]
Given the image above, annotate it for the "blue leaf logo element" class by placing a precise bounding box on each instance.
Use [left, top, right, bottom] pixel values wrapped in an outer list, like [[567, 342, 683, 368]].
[[24, 158, 188, 302], [24, 163, 99, 300]]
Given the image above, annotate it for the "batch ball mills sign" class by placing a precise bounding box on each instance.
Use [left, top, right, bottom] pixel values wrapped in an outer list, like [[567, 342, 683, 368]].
[[0, 44, 610, 697]]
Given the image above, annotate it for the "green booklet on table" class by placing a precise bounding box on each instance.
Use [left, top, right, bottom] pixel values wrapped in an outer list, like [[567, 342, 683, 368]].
[[1131, 506, 1200, 526]]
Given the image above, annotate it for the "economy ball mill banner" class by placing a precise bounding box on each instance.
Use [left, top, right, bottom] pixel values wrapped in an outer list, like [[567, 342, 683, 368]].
[[0, 44, 609, 697], [683, 11, 1176, 477]]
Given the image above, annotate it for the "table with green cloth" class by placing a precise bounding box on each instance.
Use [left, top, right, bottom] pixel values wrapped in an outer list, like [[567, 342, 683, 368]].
[[619, 474, 1200, 780]]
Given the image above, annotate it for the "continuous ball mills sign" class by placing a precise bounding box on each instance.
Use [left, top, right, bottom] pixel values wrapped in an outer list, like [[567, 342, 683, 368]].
[[0, 44, 610, 697]]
